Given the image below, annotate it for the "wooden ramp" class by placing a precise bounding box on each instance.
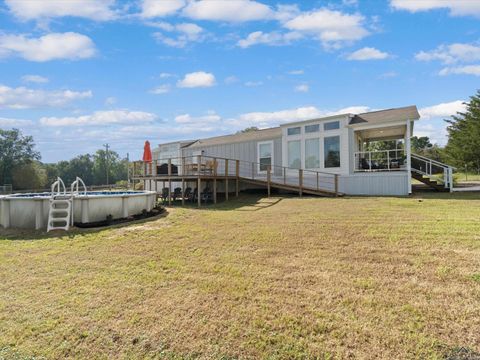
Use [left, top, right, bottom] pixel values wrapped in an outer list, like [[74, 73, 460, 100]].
[[132, 155, 342, 206]]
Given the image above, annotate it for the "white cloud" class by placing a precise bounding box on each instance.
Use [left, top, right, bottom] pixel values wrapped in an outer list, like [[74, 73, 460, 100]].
[[0, 85, 92, 109], [347, 47, 390, 60], [288, 69, 304, 75], [415, 43, 480, 64], [378, 71, 397, 79], [390, 0, 480, 17], [159, 72, 173, 78], [21, 75, 49, 83], [0, 117, 33, 127], [152, 22, 204, 48], [283, 8, 369, 49], [439, 65, 480, 76], [150, 84, 171, 94], [294, 84, 309, 93], [416, 100, 467, 145], [40, 110, 158, 127], [140, 0, 186, 18], [237, 31, 302, 48], [105, 97, 117, 106], [5, 0, 117, 21], [244, 81, 263, 87], [177, 71, 216, 88], [419, 100, 466, 119], [175, 111, 221, 124], [227, 105, 370, 128], [182, 0, 273, 22], [224, 76, 239, 84], [0, 32, 96, 62]]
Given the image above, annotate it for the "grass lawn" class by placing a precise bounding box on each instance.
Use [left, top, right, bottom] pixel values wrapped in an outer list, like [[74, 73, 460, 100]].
[[1, 193, 480, 359], [455, 172, 480, 183]]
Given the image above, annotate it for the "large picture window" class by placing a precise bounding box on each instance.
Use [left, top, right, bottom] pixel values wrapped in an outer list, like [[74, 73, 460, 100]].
[[305, 138, 320, 169], [258, 141, 273, 172], [324, 136, 340, 168], [288, 140, 301, 169]]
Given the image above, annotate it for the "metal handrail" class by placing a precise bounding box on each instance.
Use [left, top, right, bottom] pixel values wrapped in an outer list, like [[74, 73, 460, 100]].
[[51, 177, 66, 197], [71, 177, 87, 196], [412, 153, 455, 169]]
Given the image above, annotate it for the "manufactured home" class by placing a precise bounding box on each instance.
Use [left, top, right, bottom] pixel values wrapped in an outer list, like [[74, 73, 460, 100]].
[[135, 105, 453, 201]]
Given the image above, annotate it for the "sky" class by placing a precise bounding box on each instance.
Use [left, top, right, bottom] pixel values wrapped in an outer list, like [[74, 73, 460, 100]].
[[0, 0, 479, 163]]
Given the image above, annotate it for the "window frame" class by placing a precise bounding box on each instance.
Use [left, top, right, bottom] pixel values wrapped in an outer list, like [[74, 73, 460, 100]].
[[323, 135, 341, 168], [304, 137, 320, 169], [305, 124, 320, 134], [324, 121, 340, 131], [287, 126, 301, 136], [257, 140, 274, 174]]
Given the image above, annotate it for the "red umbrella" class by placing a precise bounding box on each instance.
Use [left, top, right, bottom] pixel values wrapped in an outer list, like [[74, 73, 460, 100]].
[[143, 140, 152, 176]]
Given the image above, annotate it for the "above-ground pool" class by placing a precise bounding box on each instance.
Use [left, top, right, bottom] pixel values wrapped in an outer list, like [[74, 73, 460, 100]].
[[0, 190, 157, 230]]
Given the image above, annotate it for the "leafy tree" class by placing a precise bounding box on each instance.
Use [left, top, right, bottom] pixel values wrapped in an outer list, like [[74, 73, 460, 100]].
[[93, 149, 127, 185], [445, 90, 480, 168], [237, 126, 259, 134], [11, 162, 48, 190], [0, 129, 40, 185], [411, 136, 433, 152]]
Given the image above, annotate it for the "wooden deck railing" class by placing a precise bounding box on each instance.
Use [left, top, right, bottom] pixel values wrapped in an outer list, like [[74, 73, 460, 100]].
[[132, 155, 340, 197]]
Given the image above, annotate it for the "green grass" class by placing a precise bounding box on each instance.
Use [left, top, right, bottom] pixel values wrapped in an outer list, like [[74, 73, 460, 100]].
[[1, 193, 480, 359], [455, 172, 480, 182]]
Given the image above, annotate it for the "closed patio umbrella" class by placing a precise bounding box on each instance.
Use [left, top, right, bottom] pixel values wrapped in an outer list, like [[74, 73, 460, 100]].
[[143, 140, 152, 175]]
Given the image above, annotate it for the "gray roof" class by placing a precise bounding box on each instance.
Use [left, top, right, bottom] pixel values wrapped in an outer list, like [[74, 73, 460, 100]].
[[188, 127, 281, 148], [349, 105, 420, 125]]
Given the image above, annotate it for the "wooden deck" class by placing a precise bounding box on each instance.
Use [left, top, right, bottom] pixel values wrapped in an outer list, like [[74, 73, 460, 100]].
[[131, 155, 341, 207]]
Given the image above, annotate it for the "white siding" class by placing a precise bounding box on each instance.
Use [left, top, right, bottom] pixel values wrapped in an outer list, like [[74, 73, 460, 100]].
[[339, 172, 409, 196]]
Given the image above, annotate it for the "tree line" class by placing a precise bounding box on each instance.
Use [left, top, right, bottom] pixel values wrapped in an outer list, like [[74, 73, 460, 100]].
[[0, 130, 128, 190], [1, 89, 480, 190]]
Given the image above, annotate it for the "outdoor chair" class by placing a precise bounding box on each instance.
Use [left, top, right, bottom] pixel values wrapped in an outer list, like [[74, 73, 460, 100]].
[[172, 187, 182, 201], [184, 187, 193, 201], [161, 187, 169, 204], [200, 187, 213, 203]]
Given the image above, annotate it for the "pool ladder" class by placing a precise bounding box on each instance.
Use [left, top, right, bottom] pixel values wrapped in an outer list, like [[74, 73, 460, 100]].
[[47, 177, 87, 232]]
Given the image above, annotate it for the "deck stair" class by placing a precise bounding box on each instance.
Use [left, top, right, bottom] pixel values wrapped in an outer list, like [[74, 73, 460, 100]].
[[47, 177, 72, 232], [411, 153, 454, 192]]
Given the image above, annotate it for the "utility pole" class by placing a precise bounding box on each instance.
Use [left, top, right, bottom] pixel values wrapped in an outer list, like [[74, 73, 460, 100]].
[[104, 143, 110, 186]]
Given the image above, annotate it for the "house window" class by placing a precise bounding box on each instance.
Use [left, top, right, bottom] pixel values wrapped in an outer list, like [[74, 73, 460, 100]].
[[305, 138, 320, 169], [287, 127, 301, 136], [324, 136, 340, 168], [324, 121, 340, 131], [258, 141, 273, 172], [305, 124, 320, 133], [288, 140, 301, 169]]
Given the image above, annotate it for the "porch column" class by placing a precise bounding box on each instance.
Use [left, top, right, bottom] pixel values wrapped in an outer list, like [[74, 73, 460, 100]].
[[405, 119, 412, 194]]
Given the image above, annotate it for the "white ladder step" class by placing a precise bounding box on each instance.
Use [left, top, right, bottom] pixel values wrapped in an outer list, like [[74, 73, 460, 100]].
[[47, 198, 72, 232]]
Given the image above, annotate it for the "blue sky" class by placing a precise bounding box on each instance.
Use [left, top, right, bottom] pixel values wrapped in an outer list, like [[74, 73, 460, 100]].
[[0, 0, 479, 162]]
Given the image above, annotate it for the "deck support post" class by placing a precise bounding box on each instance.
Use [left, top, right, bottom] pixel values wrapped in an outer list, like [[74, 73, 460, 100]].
[[235, 160, 239, 197], [225, 159, 229, 201], [299, 169, 303, 197], [213, 178, 217, 204], [181, 178, 185, 206], [267, 166, 271, 197], [197, 177, 201, 207], [168, 158, 172, 206], [225, 179, 229, 201]]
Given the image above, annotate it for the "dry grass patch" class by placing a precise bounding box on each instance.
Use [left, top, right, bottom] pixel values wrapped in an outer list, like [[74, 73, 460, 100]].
[[0, 193, 479, 359]]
